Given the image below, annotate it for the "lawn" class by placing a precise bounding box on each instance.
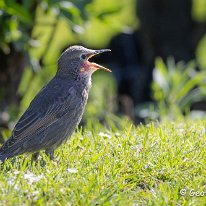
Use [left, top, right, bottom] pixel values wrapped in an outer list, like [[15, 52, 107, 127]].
[[0, 118, 206, 205]]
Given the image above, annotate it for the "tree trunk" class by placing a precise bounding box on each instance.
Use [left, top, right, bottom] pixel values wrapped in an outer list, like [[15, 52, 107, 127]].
[[0, 45, 25, 127], [0, 0, 38, 114]]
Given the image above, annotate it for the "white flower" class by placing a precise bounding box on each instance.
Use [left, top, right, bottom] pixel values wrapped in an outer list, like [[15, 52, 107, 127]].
[[67, 168, 78, 173], [13, 170, 20, 175], [98, 132, 112, 139], [7, 176, 19, 190], [132, 144, 143, 157], [23, 170, 44, 184], [115, 132, 120, 136]]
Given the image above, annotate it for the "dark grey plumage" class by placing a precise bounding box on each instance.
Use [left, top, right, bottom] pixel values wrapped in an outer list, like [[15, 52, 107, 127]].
[[0, 46, 111, 162]]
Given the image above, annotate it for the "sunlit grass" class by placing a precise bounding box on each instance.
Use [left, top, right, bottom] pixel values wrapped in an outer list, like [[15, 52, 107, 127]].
[[1, 119, 206, 205]]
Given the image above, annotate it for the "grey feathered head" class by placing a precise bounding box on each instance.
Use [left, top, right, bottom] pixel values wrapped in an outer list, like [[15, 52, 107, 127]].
[[57, 45, 111, 78]]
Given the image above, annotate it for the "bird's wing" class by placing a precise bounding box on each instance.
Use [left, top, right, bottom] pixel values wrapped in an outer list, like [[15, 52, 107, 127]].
[[1, 79, 78, 152]]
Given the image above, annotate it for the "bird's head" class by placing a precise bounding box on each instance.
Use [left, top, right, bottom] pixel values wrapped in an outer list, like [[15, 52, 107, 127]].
[[57, 45, 111, 79]]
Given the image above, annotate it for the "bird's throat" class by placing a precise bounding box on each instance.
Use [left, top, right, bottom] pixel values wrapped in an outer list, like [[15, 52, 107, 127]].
[[80, 61, 111, 74], [80, 61, 95, 75]]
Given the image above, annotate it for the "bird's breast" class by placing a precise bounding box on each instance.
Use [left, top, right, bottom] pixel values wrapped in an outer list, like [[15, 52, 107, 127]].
[[82, 89, 88, 100]]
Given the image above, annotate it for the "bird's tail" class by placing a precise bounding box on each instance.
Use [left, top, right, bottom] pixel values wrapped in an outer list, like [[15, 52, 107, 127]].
[[0, 145, 14, 163], [0, 150, 10, 163], [0, 141, 27, 163], [0, 155, 7, 163]]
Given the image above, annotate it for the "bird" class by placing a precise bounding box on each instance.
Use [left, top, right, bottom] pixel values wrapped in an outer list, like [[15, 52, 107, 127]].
[[0, 45, 111, 163]]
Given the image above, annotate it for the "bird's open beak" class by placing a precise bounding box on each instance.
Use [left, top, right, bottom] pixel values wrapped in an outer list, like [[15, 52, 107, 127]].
[[87, 49, 112, 72]]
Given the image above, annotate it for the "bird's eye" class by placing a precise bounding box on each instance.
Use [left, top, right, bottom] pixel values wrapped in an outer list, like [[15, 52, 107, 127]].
[[81, 54, 87, 60]]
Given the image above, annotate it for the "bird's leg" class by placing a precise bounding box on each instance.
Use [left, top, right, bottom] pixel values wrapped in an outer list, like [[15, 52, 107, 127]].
[[45, 148, 54, 160], [32, 152, 39, 163]]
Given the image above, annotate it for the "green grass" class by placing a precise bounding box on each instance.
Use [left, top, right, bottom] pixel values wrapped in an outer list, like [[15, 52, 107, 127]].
[[0, 118, 206, 205]]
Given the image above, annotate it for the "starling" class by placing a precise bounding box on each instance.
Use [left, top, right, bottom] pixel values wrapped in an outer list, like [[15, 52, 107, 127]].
[[0, 46, 111, 162]]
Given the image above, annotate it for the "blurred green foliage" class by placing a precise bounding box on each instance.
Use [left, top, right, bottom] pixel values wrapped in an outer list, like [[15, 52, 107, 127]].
[[151, 58, 206, 119], [192, 0, 206, 22], [135, 0, 206, 121], [2, 0, 206, 126], [0, 0, 136, 123], [193, 0, 206, 70]]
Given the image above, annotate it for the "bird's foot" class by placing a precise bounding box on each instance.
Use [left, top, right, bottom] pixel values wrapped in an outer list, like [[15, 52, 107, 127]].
[[32, 152, 39, 163], [45, 149, 54, 160]]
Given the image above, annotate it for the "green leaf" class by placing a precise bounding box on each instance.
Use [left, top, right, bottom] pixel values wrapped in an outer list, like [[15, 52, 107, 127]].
[[96, 7, 123, 20], [155, 57, 167, 77], [176, 71, 206, 102], [179, 87, 206, 109], [58, 1, 81, 24], [5, 1, 32, 25]]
